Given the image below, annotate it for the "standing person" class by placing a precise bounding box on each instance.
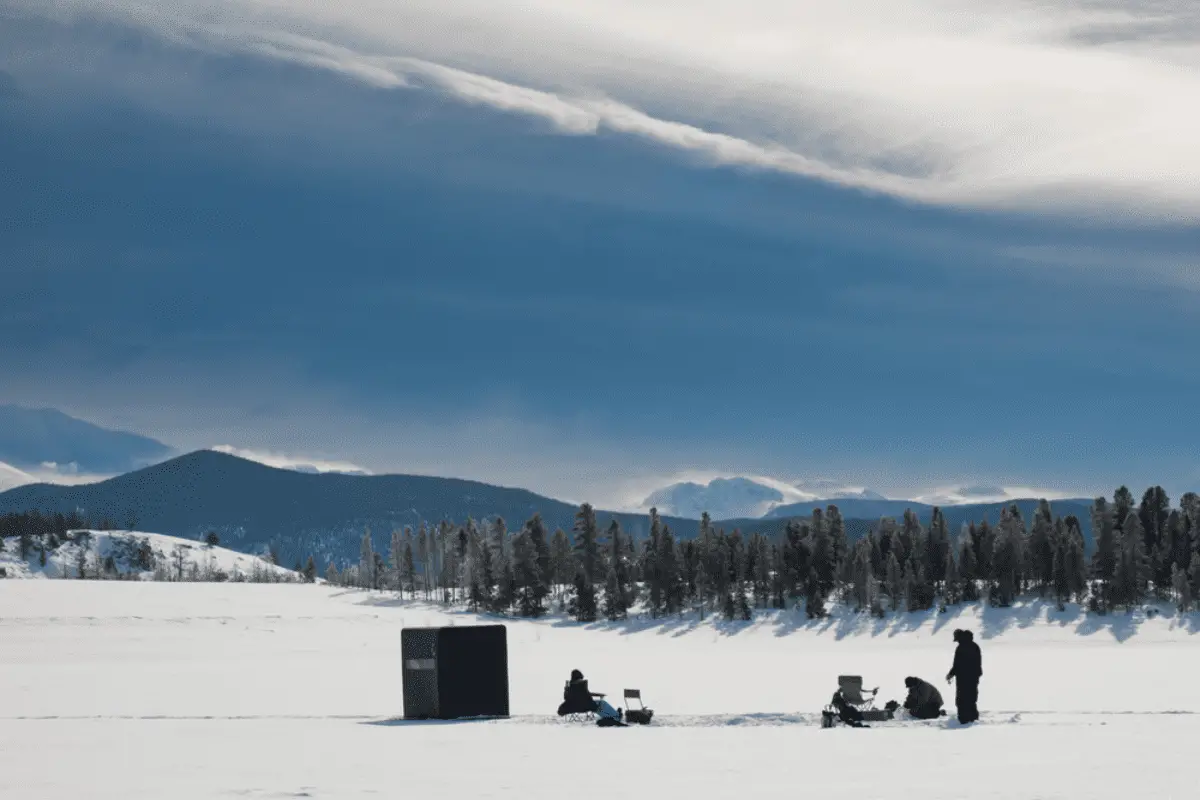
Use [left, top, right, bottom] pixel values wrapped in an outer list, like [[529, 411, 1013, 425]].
[[946, 629, 982, 723]]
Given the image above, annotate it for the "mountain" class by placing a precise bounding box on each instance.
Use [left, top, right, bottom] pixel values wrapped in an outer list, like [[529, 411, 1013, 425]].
[[643, 477, 806, 520], [0, 449, 1103, 568], [767, 497, 934, 521], [0, 450, 705, 568], [0, 405, 174, 475]]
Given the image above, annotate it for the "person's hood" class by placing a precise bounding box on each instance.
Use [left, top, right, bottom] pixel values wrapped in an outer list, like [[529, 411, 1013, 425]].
[[953, 629, 974, 643], [570, 669, 583, 681]]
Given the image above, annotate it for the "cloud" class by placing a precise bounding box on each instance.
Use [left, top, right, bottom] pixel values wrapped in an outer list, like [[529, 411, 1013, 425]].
[[16, 0, 1200, 221], [0, 459, 115, 491], [210, 445, 372, 476], [911, 484, 1088, 505]]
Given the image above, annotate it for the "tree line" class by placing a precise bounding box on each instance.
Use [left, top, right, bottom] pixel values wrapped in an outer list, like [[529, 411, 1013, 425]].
[[324, 485, 1200, 621]]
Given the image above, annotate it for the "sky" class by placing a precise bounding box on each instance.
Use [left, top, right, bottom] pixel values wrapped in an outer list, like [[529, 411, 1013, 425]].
[[2, 0, 1199, 510]]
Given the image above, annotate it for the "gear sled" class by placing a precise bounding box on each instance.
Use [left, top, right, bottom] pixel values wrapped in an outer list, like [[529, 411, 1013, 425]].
[[622, 689, 654, 725]]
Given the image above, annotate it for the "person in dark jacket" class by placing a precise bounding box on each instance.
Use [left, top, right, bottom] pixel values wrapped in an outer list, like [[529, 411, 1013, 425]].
[[947, 629, 982, 723], [902, 676, 944, 720], [557, 669, 621, 721]]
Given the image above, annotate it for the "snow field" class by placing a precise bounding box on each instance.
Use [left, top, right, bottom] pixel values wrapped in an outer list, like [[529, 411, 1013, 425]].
[[2, 581, 1200, 798]]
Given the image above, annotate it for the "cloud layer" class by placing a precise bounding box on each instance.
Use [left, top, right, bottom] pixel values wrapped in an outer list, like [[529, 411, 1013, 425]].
[[19, 0, 1200, 220]]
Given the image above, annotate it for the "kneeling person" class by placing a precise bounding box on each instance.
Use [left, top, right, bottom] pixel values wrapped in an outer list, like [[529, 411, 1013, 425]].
[[902, 676, 945, 720]]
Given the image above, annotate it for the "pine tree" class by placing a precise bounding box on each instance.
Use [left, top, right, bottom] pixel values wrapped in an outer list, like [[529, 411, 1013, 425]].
[[402, 541, 416, 597], [1139, 486, 1172, 592], [1172, 564, 1192, 613], [991, 506, 1024, 607], [885, 552, 903, 611], [1051, 526, 1071, 609], [360, 529, 376, 590], [959, 537, 979, 602], [926, 508, 950, 593], [1029, 500, 1055, 596], [805, 567, 827, 618], [572, 504, 602, 585], [1090, 498, 1116, 612], [303, 556, 316, 583], [644, 508, 664, 616], [602, 520, 631, 620], [1189, 551, 1200, 599], [526, 514, 553, 594], [942, 546, 960, 606], [550, 528, 572, 603], [852, 541, 875, 611], [1114, 512, 1149, 610], [389, 528, 405, 591], [512, 528, 547, 618], [1064, 516, 1088, 604], [826, 505, 848, 584], [570, 566, 597, 622], [659, 527, 684, 615], [417, 523, 430, 599]]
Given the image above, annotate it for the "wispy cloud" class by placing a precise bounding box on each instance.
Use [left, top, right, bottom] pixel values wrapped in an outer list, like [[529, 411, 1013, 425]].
[[18, 0, 1200, 221], [210, 445, 372, 476], [0, 460, 116, 491], [911, 484, 1089, 506]]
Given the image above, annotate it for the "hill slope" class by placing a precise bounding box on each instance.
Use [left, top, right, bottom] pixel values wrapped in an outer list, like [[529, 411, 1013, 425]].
[[0, 528, 298, 581], [0, 450, 705, 567]]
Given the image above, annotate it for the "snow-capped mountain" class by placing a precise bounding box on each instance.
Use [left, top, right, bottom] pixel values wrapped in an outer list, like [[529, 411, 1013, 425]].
[[642, 476, 892, 520]]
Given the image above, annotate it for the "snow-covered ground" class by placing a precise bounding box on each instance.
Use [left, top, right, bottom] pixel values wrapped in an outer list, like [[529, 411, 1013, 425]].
[[2, 581, 1199, 799], [0, 530, 299, 581]]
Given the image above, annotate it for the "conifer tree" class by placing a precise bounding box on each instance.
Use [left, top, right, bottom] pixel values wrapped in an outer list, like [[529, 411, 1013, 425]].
[[852, 541, 875, 611], [402, 541, 416, 597], [644, 508, 664, 616], [570, 566, 597, 622], [770, 544, 787, 609], [926, 508, 950, 593], [602, 520, 631, 620], [751, 534, 772, 609], [1029, 500, 1055, 596], [360, 529, 376, 590], [959, 537, 979, 601], [885, 551, 903, 611], [1172, 564, 1192, 613], [417, 523, 430, 600], [942, 546, 960, 606], [326, 561, 339, 584], [550, 528, 572, 601], [1063, 516, 1088, 603], [992, 506, 1024, 607], [573, 504, 602, 585], [526, 514, 553, 592], [805, 567, 827, 618], [512, 528, 547, 617], [303, 556, 316, 583], [1114, 512, 1149, 609], [1189, 551, 1200, 599], [389, 528, 405, 590], [1090, 497, 1116, 612], [659, 527, 684, 614], [826, 505, 848, 582]]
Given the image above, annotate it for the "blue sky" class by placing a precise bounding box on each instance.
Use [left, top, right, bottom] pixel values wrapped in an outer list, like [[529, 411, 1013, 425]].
[[2, 1, 1199, 508]]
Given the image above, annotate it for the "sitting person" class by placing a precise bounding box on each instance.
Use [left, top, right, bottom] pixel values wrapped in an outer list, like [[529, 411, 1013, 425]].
[[902, 676, 946, 720], [557, 669, 621, 722], [829, 690, 866, 727]]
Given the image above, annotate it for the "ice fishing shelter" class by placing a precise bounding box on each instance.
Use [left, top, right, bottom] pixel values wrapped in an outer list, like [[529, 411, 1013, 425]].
[[401, 624, 509, 720]]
